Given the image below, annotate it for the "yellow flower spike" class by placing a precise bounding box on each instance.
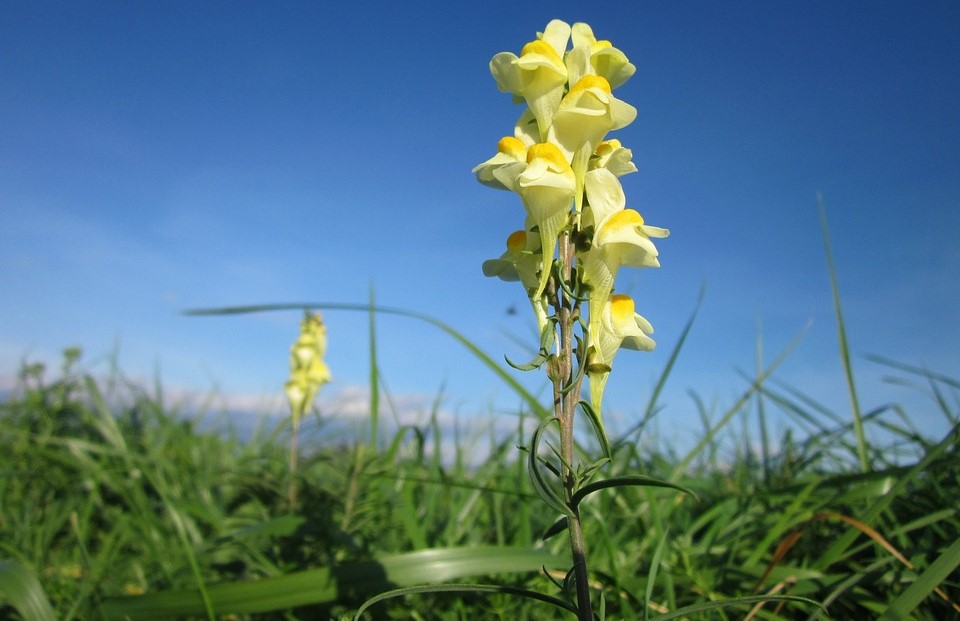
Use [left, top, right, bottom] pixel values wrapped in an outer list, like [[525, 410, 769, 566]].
[[588, 293, 655, 417], [489, 20, 571, 140], [473, 136, 529, 190], [515, 143, 577, 298], [285, 312, 331, 428], [571, 22, 637, 89]]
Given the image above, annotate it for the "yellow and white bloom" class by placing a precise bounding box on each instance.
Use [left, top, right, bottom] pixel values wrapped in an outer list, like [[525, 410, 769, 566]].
[[495, 142, 576, 298], [588, 293, 655, 415], [570, 22, 636, 89], [591, 139, 637, 177], [473, 136, 528, 190], [549, 75, 637, 163], [548, 75, 637, 211], [582, 209, 668, 336], [489, 19, 571, 140], [483, 230, 549, 330], [581, 140, 637, 229], [583, 167, 626, 230], [482, 229, 542, 291]]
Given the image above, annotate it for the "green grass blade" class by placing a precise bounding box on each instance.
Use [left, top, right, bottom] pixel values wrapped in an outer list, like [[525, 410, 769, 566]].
[[649, 594, 822, 620], [368, 285, 380, 450], [101, 546, 565, 620], [755, 317, 772, 484], [0, 560, 58, 621], [184, 302, 550, 418], [643, 530, 669, 621], [876, 535, 960, 621], [819, 194, 868, 472], [572, 475, 696, 508], [816, 422, 960, 571], [615, 284, 703, 448], [353, 582, 578, 619], [671, 321, 809, 481]]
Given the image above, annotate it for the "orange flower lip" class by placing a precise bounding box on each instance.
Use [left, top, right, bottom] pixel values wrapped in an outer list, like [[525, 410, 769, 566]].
[[519, 39, 564, 65], [569, 74, 613, 96], [497, 136, 527, 159], [525, 142, 571, 170]]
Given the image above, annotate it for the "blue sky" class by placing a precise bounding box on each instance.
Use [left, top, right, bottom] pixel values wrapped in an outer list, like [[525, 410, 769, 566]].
[[2, 2, 958, 446]]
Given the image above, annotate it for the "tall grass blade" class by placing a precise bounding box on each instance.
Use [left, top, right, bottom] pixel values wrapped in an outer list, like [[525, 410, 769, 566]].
[[615, 284, 703, 448], [876, 535, 960, 620], [816, 422, 960, 571], [671, 322, 808, 481], [353, 582, 578, 619], [818, 194, 869, 471], [755, 317, 771, 484], [643, 530, 669, 621], [185, 302, 549, 418], [648, 594, 822, 620], [101, 546, 565, 620], [368, 285, 380, 450], [0, 560, 58, 621]]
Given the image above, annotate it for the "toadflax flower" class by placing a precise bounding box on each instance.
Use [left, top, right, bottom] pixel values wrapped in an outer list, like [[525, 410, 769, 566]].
[[473, 136, 528, 190], [580, 140, 637, 232], [581, 208, 669, 338], [570, 22, 636, 89], [494, 142, 577, 298], [587, 293, 655, 416], [591, 139, 637, 177], [548, 75, 637, 210], [482, 230, 549, 330], [489, 19, 571, 140]]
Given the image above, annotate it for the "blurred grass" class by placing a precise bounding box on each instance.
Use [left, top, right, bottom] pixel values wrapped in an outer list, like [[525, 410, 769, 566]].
[[2, 329, 957, 619]]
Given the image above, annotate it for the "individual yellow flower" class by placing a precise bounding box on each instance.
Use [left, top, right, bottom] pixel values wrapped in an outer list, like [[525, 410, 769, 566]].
[[587, 293, 655, 416], [489, 19, 571, 140], [549, 75, 637, 163], [548, 75, 637, 211], [482, 230, 541, 289], [591, 139, 637, 177], [581, 209, 668, 337], [581, 140, 638, 230], [513, 143, 577, 297], [473, 136, 528, 190], [570, 22, 636, 89], [483, 230, 549, 330], [582, 167, 626, 230]]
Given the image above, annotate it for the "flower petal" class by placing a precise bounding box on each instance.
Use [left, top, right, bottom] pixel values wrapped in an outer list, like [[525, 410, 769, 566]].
[[539, 19, 572, 58], [584, 168, 626, 227]]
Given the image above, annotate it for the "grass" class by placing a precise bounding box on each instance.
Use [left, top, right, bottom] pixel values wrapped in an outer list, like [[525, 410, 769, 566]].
[[1, 309, 958, 620], [1, 219, 958, 619]]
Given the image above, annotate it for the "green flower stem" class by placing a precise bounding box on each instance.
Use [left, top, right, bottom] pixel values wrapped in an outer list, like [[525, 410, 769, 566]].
[[555, 232, 593, 621], [288, 416, 300, 509]]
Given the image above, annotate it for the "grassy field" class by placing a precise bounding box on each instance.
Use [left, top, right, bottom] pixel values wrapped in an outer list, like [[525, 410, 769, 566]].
[[1, 306, 958, 621]]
